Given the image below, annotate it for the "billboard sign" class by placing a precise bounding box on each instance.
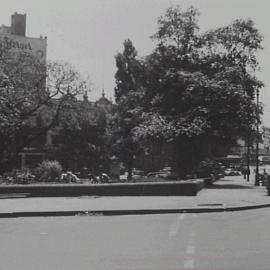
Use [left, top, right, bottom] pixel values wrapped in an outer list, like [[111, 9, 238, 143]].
[[0, 33, 47, 62]]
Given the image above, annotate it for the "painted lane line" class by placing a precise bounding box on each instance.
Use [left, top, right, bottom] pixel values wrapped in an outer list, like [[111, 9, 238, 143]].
[[186, 245, 195, 255], [183, 231, 196, 269], [184, 257, 194, 269], [169, 213, 186, 238]]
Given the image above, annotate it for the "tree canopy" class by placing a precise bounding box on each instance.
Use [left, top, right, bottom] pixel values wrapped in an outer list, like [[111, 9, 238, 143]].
[[0, 47, 88, 171], [115, 5, 264, 175], [113, 39, 146, 179]]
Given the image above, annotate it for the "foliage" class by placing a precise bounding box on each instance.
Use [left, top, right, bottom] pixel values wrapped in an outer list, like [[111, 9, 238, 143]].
[[1, 169, 35, 184], [113, 39, 146, 180], [129, 5, 263, 175], [54, 103, 111, 173], [35, 160, 63, 182], [197, 159, 221, 178], [152, 5, 200, 53], [0, 47, 88, 172]]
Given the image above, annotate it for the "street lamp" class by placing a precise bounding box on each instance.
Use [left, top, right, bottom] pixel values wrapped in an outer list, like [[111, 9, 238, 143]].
[[255, 87, 260, 186], [246, 134, 250, 182]]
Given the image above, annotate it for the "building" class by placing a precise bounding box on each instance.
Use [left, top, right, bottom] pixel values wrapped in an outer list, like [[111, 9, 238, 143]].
[[261, 126, 270, 154], [0, 13, 47, 63], [22, 91, 113, 170], [0, 13, 48, 170], [223, 125, 270, 165], [11, 13, 26, 36], [0, 13, 116, 172]]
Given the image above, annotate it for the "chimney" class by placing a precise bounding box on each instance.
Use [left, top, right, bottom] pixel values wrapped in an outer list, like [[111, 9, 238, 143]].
[[11, 13, 26, 36], [83, 91, 88, 102]]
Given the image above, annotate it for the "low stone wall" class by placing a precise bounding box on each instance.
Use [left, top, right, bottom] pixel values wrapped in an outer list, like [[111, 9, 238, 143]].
[[0, 179, 205, 197]]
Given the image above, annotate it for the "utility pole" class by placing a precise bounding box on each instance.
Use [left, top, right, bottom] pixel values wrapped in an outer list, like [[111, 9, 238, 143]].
[[255, 87, 260, 186]]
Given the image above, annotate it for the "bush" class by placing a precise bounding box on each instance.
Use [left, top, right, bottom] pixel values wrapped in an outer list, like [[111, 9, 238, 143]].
[[197, 159, 220, 178], [2, 169, 35, 184], [36, 160, 63, 182], [15, 169, 35, 184]]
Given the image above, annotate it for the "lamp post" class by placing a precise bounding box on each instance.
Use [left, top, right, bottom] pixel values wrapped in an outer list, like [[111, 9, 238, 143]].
[[246, 135, 250, 182], [255, 87, 260, 186]]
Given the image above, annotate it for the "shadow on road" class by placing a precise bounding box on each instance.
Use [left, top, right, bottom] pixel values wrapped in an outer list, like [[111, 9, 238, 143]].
[[207, 184, 253, 189], [207, 178, 254, 189], [204, 176, 255, 189]]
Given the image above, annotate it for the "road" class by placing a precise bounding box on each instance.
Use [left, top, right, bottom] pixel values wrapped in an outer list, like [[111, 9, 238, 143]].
[[0, 209, 270, 270]]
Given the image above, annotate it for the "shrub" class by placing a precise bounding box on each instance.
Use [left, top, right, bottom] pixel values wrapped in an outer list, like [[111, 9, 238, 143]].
[[36, 160, 63, 182], [197, 159, 220, 178], [2, 169, 35, 184], [15, 169, 35, 184]]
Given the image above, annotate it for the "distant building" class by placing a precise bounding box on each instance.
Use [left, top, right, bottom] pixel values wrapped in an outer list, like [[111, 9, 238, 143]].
[[0, 13, 48, 169], [261, 126, 270, 154], [21, 91, 113, 169], [0, 12, 47, 63], [225, 125, 270, 164], [95, 89, 112, 109], [0, 13, 115, 171], [11, 13, 26, 36]]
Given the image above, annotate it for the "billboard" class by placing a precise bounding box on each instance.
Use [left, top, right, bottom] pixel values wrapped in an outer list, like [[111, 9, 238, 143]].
[[0, 33, 47, 62]]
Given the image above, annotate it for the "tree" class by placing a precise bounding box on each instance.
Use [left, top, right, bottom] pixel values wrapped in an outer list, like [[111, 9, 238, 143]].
[[133, 5, 263, 176], [54, 99, 110, 173], [113, 39, 145, 180], [0, 47, 88, 172]]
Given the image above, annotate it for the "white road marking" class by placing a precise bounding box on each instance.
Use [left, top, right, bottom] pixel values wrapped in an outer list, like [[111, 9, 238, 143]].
[[184, 231, 196, 269], [184, 257, 194, 269], [189, 231, 195, 241], [169, 214, 186, 238], [168, 214, 197, 268], [186, 245, 195, 255]]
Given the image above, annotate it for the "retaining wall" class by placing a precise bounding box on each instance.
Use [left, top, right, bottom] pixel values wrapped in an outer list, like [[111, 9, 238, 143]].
[[0, 179, 205, 197]]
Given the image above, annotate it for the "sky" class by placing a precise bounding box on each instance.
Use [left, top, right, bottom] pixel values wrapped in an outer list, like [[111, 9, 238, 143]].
[[0, 0, 270, 125]]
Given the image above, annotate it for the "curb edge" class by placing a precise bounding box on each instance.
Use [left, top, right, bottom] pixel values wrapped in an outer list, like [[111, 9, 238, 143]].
[[1, 203, 270, 218]]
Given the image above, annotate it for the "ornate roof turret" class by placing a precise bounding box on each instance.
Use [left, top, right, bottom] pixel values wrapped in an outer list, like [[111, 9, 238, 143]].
[[96, 89, 111, 106]]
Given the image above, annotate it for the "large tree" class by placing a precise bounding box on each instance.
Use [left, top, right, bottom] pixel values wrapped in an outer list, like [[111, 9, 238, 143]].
[[54, 99, 110, 173], [113, 39, 146, 180], [133, 5, 263, 176], [0, 47, 87, 171]]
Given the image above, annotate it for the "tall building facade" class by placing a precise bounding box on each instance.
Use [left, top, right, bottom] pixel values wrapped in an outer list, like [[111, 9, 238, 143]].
[[0, 13, 47, 169], [11, 13, 26, 36], [0, 12, 47, 63]]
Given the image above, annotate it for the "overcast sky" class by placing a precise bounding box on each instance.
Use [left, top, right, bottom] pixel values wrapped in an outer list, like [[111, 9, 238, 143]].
[[1, 0, 270, 125]]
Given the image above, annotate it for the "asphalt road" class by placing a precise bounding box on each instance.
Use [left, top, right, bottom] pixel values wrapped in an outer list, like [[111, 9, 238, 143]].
[[0, 209, 270, 270]]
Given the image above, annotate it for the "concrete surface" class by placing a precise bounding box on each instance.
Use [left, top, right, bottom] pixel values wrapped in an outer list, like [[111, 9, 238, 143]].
[[1, 209, 270, 270], [0, 175, 269, 216]]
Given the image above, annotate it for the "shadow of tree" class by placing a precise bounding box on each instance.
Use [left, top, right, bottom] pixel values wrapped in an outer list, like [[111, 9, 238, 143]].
[[207, 184, 253, 189]]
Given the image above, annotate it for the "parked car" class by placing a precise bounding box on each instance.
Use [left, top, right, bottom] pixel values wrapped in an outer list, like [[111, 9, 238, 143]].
[[98, 173, 110, 183], [224, 168, 241, 176], [147, 167, 179, 180], [119, 169, 145, 182], [119, 172, 128, 181]]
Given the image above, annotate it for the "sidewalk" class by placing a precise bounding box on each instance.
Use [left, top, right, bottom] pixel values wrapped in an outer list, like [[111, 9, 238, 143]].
[[0, 176, 269, 217]]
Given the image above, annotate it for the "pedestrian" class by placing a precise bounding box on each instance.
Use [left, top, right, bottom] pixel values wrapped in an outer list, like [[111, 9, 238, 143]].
[[247, 168, 250, 181], [263, 168, 268, 184], [243, 168, 246, 179]]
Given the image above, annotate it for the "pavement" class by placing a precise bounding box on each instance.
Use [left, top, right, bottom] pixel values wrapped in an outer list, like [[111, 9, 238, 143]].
[[0, 175, 269, 217]]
